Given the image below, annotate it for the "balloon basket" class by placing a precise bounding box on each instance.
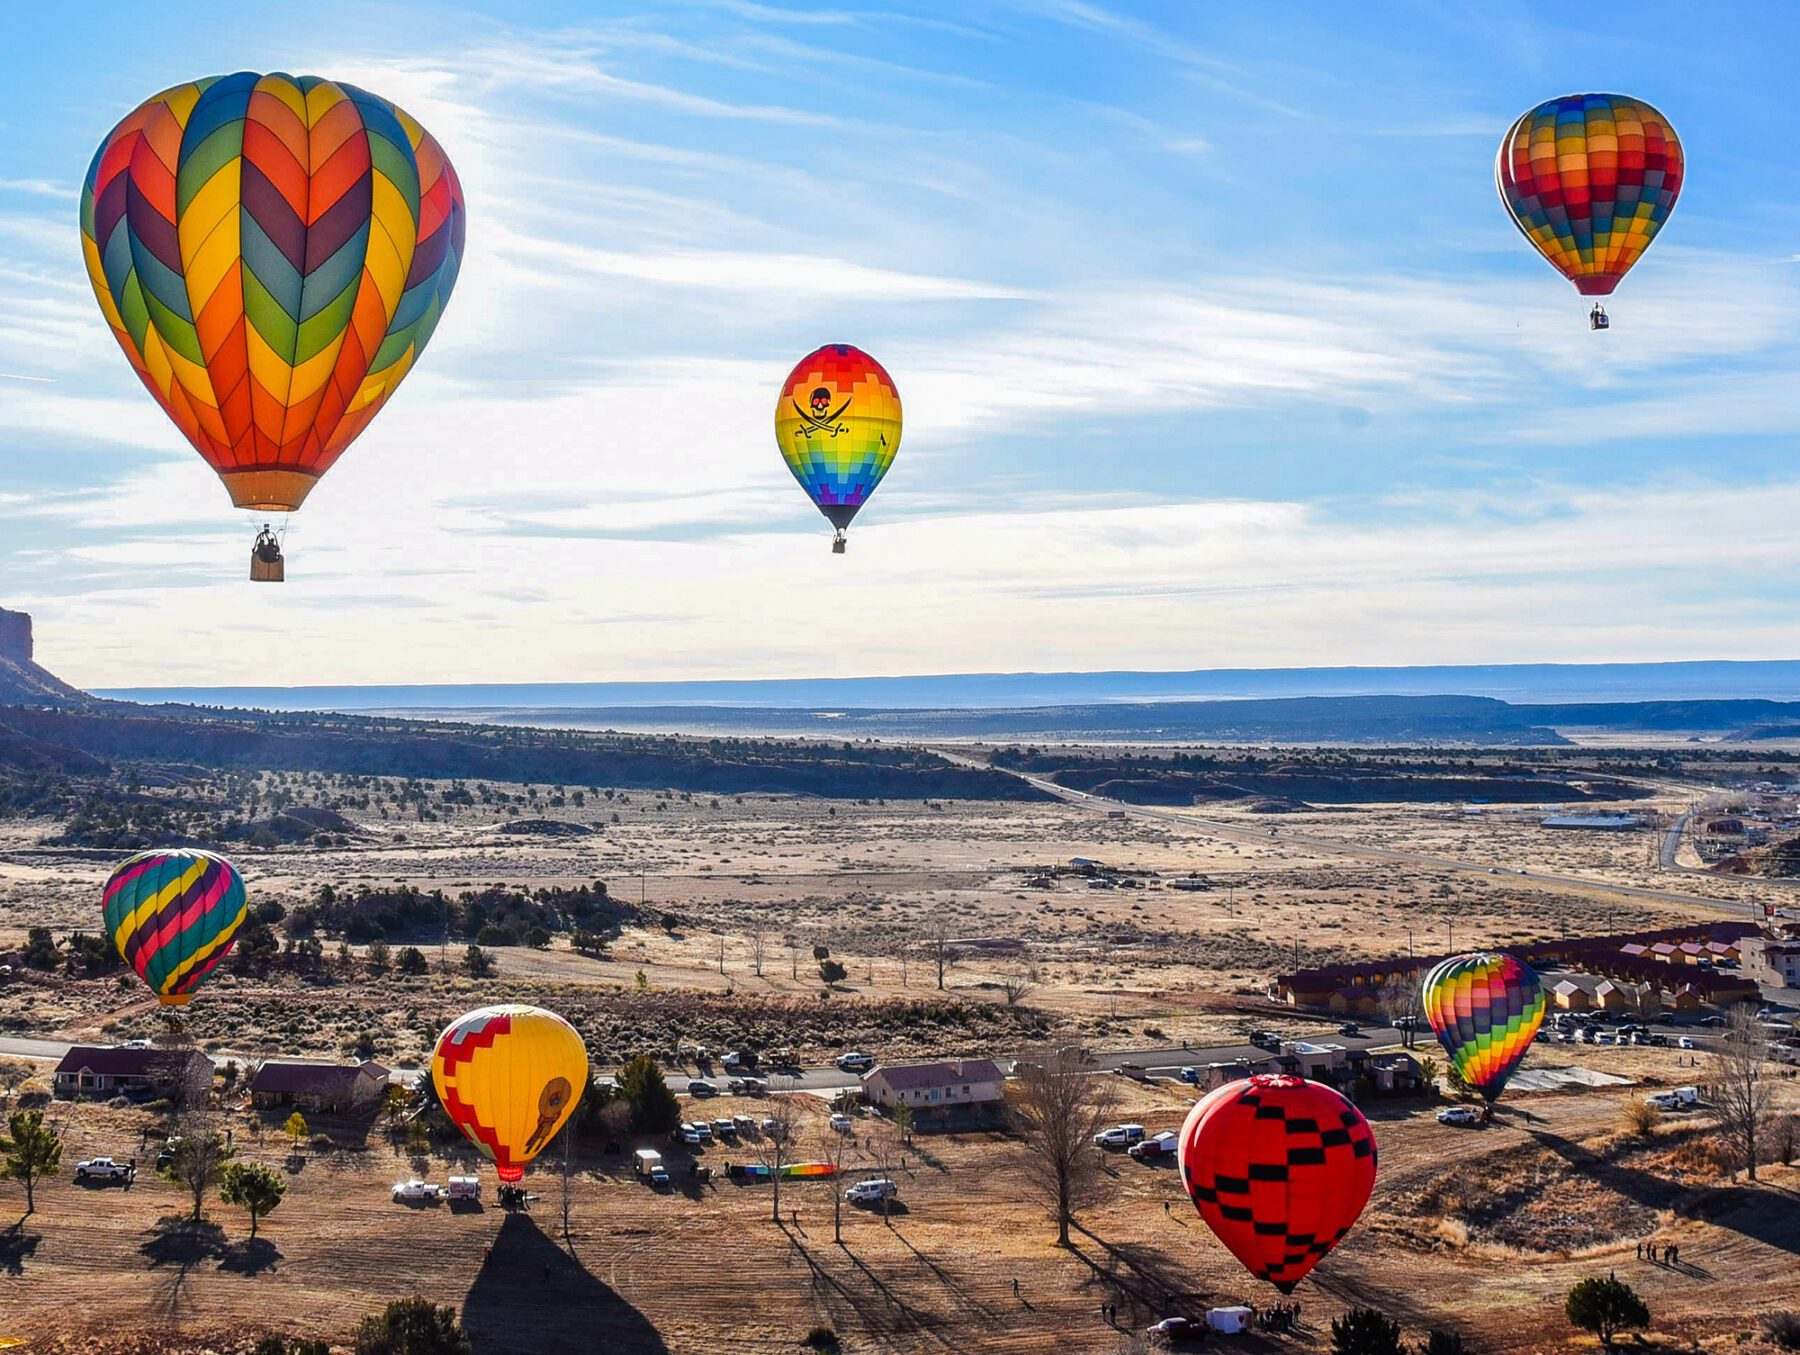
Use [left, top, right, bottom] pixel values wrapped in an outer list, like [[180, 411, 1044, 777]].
[[831, 531, 846, 555], [250, 524, 286, 582]]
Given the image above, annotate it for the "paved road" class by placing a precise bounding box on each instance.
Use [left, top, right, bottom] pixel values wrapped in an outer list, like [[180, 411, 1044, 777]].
[[936, 751, 1765, 919]]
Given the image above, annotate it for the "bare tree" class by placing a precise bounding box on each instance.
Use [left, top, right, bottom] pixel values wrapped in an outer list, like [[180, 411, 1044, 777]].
[[558, 1120, 577, 1246], [751, 923, 765, 979], [756, 1091, 804, 1225], [786, 932, 800, 981], [928, 918, 957, 992], [999, 963, 1038, 1007], [1377, 978, 1423, 1048], [1009, 1043, 1116, 1246], [1710, 1006, 1776, 1180], [822, 1115, 852, 1244]]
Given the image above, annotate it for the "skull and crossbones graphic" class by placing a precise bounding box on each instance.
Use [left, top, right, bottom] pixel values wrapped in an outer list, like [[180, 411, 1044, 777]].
[[791, 385, 851, 438]]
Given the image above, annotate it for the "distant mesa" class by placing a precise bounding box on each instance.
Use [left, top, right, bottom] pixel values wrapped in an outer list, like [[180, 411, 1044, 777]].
[[0, 607, 87, 706]]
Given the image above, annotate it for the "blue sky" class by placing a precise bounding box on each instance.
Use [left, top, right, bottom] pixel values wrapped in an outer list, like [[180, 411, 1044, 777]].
[[4, 1, 1800, 686]]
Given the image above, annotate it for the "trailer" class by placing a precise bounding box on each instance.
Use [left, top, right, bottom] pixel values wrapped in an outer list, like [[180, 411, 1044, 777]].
[[634, 1149, 669, 1186]]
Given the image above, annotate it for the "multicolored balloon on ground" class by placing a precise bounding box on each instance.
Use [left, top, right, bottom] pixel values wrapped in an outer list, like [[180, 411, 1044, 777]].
[[432, 1005, 587, 1181], [774, 344, 902, 552], [1496, 93, 1682, 299], [1177, 1074, 1377, 1293], [1421, 952, 1545, 1103], [103, 849, 248, 1006], [80, 72, 465, 516]]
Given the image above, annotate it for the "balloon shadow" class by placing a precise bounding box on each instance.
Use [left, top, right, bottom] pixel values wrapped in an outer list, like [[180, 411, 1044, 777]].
[[462, 1212, 667, 1354]]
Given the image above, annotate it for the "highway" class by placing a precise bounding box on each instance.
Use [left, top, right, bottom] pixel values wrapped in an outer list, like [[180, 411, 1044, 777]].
[[935, 750, 1766, 919]]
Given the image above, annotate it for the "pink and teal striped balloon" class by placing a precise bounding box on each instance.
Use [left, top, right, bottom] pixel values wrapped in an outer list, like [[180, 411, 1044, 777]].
[[103, 849, 248, 1006]]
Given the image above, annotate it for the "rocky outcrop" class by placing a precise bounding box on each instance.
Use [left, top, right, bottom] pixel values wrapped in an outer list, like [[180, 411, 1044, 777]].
[[0, 609, 88, 705]]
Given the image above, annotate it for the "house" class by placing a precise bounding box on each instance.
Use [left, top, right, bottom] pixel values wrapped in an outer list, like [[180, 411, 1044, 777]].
[[250, 1059, 391, 1114], [53, 1045, 212, 1099], [862, 1059, 1005, 1113], [1591, 980, 1642, 1012], [1665, 985, 1705, 1013], [1551, 980, 1592, 1011], [1743, 931, 1800, 989], [1369, 1053, 1425, 1094]]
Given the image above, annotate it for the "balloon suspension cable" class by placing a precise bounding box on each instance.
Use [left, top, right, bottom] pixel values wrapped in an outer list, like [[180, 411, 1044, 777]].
[[831, 528, 847, 555]]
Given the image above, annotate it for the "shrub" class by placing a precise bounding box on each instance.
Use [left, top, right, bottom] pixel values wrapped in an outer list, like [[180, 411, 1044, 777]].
[[1418, 1332, 1466, 1355], [396, 947, 429, 976], [1619, 1095, 1659, 1139], [803, 1327, 840, 1352], [1565, 1275, 1649, 1349], [353, 1297, 472, 1354], [1763, 1312, 1800, 1350], [1332, 1306, 1402, 1355]]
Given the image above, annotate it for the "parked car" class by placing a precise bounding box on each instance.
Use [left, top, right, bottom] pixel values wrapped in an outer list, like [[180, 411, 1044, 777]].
[[836, 1052, 875, 1073], [1338, 1023, 1361, 1037], [845, 1178, 899, 1205], [1093, 1123, 1147, 1149], [391, 1179, 443, 1201], [1248, 1030, 1280, 1049], [711, 1118, 738, 1141], [120, 1039, 154, 1050], [686, 1079, 716, 1097], [1145, 1315, 1202, 1341], [1129, 1132, 1179, 1160], [634, 1149, 669, 1186], [732, 1115, 757, 1135], [1677, 1037, 1696, 1049], [828, 1113, 855, 1134], [1436, 1107, 1481, 1126], [74, 1156, 134, 1183], [1177, 1066, 1199, 1083], [1698, 1015, 1727, 1026]]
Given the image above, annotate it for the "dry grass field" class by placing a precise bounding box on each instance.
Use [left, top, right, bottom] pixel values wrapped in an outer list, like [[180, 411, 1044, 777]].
[[0, 763, 1795, 1351]]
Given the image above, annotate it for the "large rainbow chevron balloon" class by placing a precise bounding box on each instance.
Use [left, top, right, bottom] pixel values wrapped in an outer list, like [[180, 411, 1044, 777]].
[[1496, 93, 1682, 298], [774, 343, 902, 550], [1420, 952, 1545, 1103], [80, 72, 465, 515], [103, 849, 248, 1006]]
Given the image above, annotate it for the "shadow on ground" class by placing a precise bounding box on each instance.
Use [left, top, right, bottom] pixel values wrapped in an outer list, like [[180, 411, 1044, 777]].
[[463, 1213, 667, 1355], [0, 1219, 40, 1274]]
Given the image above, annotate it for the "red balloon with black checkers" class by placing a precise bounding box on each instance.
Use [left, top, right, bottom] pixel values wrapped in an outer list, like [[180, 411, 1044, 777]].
[[1176, 1073, 1378, 1292]]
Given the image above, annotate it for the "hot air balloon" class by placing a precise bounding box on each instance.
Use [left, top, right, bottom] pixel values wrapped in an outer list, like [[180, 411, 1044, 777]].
[[79, 72, 466, 580], [103, 849, 248, 1006], [431, 1005, 587, 1182], [1421, 952, 1545, 1111], [774, 344, 902, 553], [1496, 93, 1682, 329], [1177, 1074, 1376, 1293]]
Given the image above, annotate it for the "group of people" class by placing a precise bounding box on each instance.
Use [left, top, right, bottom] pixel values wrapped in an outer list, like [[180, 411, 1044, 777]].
[[1257, 1302, 1302, 1331], [1636, 1240, 1683, 1265]]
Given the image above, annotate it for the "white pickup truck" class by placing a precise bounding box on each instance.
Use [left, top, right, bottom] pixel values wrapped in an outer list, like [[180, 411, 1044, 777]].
[[74, 1156, 135, 1183], [391, 1179, 444, 1202]]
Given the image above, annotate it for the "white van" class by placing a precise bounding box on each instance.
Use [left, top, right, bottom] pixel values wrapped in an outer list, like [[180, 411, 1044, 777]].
[[845, 1178, 899, 1204], [446, 1175, 480, 1201]]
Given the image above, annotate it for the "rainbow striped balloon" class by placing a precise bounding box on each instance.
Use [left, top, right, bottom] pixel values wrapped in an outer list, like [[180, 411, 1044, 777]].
[[1420, 952, 1545, 1103], [80, 72, 465, 515], [774, 344, 902, 546], [1496, 93, 1682, 298], [103, 850, 248, 1006]]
